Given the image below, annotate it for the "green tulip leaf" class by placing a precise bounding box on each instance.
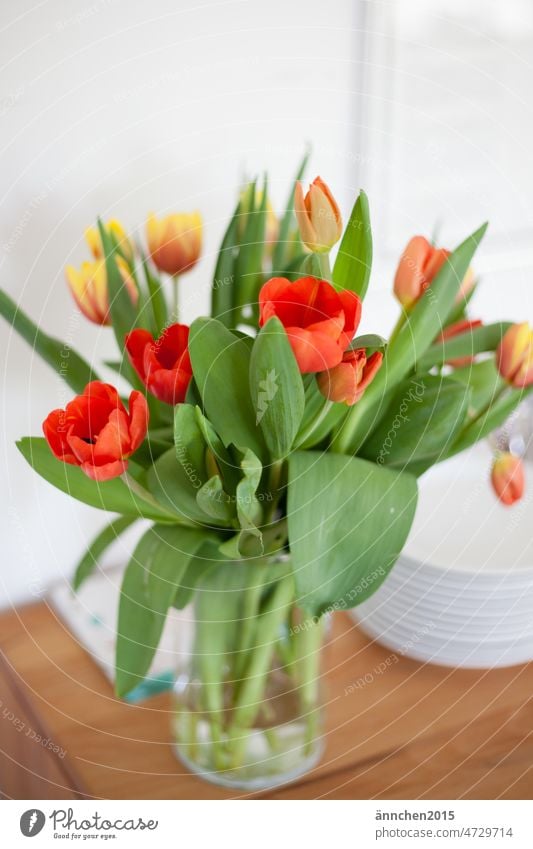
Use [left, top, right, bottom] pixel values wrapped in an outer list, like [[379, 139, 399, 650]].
[[17, 437, 179, 523], [188, 317, 267, 460], [272, 148, 310, 272], [116, 524, 210, 697], [0, 289, 98, 393], [359, 374, 471, 474], [287, 451, 418, 617], [211, 199, 240, 327], [73, 516, 136, 591], [418, 321, 512, 371], [333, 190, 372, 299], [250, 316, 305, 459]]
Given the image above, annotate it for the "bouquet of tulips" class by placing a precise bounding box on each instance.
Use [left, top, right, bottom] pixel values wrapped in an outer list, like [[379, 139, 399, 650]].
[[2, 159, 531, 788]]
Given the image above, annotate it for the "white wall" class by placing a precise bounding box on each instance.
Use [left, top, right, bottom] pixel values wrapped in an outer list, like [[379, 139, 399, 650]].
[[2, 0, 533, 607]]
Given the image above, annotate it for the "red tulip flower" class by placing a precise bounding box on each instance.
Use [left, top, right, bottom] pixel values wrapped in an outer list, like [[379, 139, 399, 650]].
[[43, 382, 148, 481], [259, 276, 361, 373], [125, 323, 193, 405], [436, 318, 483, 367], [491, 453, 525, 506], [317, 348, 383, 406]]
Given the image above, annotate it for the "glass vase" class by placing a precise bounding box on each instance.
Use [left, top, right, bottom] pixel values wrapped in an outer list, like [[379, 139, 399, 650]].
[[171, 555, 325, 791]]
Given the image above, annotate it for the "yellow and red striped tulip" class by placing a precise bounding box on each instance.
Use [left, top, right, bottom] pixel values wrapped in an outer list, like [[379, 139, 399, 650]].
[[66, 257, 137, 325], [146, 212, 202, 276], [491, 453, 525, 506], [294, 177, 343, 253], [85, 219, 134, 264], [496, 322, 533, 388]]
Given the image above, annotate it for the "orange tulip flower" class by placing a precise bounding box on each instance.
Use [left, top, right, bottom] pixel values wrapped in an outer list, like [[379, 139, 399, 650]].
[[394, 236, 474, 310], [294, 177, 343, 253]]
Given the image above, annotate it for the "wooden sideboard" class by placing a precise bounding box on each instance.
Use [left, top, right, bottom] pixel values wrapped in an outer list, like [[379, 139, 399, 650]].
[[0, 602, 531, 799]]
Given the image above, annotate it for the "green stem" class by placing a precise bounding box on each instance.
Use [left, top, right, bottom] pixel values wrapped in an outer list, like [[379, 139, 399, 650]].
[[295, 397, 333, 448], [233, 573, 265, 680], [120, 471, 182, 521], [291, 614, 324, 755], [263, 460, 285, 526], [230, 574, 294, 734], [387, 309, 408, 347], [316, 252, 331, 281], [329, 393, 372, 455]]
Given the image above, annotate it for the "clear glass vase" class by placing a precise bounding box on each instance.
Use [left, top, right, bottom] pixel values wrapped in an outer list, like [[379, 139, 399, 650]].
[[171, 555, 325, 791]]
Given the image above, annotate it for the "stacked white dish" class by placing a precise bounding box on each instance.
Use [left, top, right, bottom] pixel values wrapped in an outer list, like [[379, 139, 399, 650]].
[[354, 443, 533, 668]]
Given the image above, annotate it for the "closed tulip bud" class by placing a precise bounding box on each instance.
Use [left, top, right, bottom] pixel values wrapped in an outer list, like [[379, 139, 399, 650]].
[[317, 348, 383, 406], [147, 212, 202, 276], [491, 453, 525, 506], [496, 322, 533, 388], [85, 219, 134, 263], [66, 257, 138, 325], [393, 236, 474, 310], [294, 177, 343, 253]]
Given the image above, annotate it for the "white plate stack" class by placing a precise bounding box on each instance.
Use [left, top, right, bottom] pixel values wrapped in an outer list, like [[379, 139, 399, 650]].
[[354, 443, 533, 668]]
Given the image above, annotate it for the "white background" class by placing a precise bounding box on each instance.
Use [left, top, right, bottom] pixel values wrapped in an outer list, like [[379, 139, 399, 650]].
[[1, 0, 533, 607]]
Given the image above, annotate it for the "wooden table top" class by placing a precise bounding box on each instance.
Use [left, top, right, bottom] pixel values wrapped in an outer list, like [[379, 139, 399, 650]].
[[0, 601, 532, 799]]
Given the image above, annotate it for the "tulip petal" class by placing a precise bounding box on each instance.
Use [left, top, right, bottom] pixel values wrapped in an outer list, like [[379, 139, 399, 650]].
[[81, 458, 128, 481], [93, 409, 131, 462], [125, 328, 154, 383], [42, 409, 78, 463], [393, 236, 432, 308], [128, 391, 149, 451], [286, 326, 344, 373], [338, 289, 362, 347], [147, 366, 191, 405], [294, 181, 318, 249]]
